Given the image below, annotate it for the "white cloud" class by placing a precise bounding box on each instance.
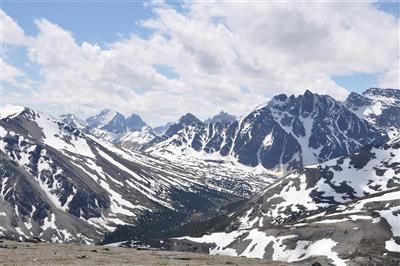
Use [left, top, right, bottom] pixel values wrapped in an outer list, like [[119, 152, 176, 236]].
[[1, 57, 23, 83], [0, 9, 27, 45], [2, 3, 399, 125], [379, 67, 400, 88]]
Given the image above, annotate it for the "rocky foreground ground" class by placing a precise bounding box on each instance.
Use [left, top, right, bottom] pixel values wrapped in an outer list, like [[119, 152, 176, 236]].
[[0, 239, 311, 266]]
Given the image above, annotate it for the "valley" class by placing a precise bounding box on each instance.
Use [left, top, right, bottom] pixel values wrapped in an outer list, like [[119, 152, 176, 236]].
[[0, 88, 399, 265]]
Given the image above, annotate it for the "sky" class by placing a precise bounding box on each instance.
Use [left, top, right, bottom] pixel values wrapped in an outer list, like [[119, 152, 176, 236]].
[[1, 1, 399, 126]]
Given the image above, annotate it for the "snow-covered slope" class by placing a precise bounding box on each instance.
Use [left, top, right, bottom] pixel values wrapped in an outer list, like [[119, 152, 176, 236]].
[[345, 88, 400, 139], [0, 105, 25, 119], [0, 106, 270, 244], [147, 90, 387, 176], [173, 138, 400, 265]]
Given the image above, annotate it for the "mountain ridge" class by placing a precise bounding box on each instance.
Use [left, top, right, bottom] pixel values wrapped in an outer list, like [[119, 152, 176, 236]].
[[146, 89, 389, 176]]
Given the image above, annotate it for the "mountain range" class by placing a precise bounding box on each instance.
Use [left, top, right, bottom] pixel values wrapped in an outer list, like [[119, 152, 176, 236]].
[[0, 87, 399, 265], [146, 90, 388, 176]]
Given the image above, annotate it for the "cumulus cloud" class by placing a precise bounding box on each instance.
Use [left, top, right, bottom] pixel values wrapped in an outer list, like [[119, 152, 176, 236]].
[[379, 67, 400, 88], [1, 2, 399, 125], [1, 58, 22, 84], [0, 10, 27, 45]]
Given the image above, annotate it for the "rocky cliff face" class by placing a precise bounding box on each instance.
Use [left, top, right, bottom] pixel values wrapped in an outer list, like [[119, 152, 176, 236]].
[[345, 88, 400, 139], [147, 90, 387, 175]]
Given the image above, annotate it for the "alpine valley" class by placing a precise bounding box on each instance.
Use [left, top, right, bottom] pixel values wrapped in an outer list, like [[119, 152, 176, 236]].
[[1, 88, 399, 265]]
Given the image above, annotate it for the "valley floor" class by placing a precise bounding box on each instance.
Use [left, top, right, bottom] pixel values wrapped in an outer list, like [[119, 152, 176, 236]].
[[0, 239, 305, 266]]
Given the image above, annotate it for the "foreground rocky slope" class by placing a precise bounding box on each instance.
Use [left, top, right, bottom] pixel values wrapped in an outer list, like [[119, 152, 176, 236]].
[[0, 106, 269, 243], [0, 239, 310, 266], [172, 138, 400, 265]]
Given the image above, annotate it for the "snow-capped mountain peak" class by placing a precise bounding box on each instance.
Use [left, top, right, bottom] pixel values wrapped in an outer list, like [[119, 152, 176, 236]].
[[59, 113, 88, 130], [0, 105, 25, 119], [345, 88, 400, 139], [146, 89, 387, 176], [0, 105, 267, 244], [83, 109, 156, 149], [363, 88, 400, 104], [86, 109, 125, 134]]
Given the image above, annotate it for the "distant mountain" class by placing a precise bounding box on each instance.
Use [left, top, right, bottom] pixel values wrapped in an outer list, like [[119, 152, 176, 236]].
[[0, 106, 268, 243], [59, 113, 88, 130], [125, 114, 147, 132], [86, 109, 148, 135], [172, 137, 400, 264], [205, 111, 236, 125], [147, 90, 387, 175], [60, 109, 157, 150], [153, 122, 174, 136], [345, 88, 400, 139], [86, 109, 126, 134]]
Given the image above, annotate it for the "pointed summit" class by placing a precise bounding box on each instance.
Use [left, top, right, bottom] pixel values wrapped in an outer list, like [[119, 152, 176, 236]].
[[59, 113, 87, 130], [178, 113, 202, 127], [125, 113, 147, 131], [0, 105, 25, 119], [206, 111, 236, 124], [162, 113, 202, 138], [86, 109, 125, 134]]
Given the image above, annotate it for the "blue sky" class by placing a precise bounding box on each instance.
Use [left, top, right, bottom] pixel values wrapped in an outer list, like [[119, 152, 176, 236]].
[[3, 1, 153, 43], [1, 1, 399, 124]]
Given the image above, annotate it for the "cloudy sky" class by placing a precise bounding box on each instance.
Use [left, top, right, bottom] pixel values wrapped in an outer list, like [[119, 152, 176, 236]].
[[1, 1, 399, 126]]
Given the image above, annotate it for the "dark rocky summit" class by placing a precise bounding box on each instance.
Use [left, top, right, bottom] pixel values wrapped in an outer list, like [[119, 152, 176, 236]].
[[148, 90, 388, 174]]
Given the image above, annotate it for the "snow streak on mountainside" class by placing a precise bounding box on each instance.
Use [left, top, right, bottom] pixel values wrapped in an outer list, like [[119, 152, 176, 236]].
[[345, 88, 400, 139], [147, 90, 388, 176], [0, 106, 269, 243], [174, 138, 400, 265]]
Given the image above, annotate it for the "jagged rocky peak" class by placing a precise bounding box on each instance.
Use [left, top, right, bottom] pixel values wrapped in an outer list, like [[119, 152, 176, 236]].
[[345, 87, 400, 139], [178, 113, 202, 126], [161, 113, 202, 138], [125, 113, 147, 131], [206, 111, 236, 124], [86, 109, 149, 133], [59, 113, 87, 130], [363, 87, 400, 100], [147, 89, 387, 175], [0, 105, 263, 244], [83, 108, 155, 150], [345, 92, 373, 109], [268, 89, 338, 116]]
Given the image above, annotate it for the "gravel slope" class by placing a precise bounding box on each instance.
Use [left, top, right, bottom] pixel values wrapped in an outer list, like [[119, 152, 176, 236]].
[[0, 240, 309, 266]]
